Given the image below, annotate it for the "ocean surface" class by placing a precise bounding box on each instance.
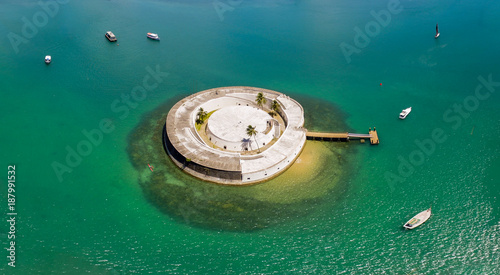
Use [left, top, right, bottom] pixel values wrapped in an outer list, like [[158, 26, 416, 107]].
[[1, 0, 499, 273]]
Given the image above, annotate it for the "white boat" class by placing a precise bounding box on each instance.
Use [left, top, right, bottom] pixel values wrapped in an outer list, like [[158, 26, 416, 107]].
[[44, 55, 51, 64], [403, 207, 431, 229], [435, 23, 440, 39], [147, 33, 160, 41], [399, 107, 412, 119], [105, 31, 117, 42]]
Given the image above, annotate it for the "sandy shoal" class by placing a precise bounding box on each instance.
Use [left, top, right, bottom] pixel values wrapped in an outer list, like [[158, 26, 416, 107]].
[[241, 141, 342, 204]]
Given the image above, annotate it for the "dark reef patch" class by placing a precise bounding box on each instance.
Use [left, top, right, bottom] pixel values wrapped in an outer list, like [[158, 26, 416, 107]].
[[127, 92, 355, 232]]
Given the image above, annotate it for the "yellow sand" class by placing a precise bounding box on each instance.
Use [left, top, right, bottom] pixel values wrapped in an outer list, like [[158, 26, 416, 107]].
[[242, 141, 340, 204]]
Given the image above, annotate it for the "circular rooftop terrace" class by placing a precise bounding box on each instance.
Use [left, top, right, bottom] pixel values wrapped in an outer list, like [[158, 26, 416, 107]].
[[207, 105, 271, 145], [163, 86, 306, 185]]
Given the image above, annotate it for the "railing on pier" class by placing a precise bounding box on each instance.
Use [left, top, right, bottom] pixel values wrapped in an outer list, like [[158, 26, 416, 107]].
[[305, 128, 379, 145]]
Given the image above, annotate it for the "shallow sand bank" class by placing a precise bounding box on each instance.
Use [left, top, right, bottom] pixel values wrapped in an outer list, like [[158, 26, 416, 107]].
[[242, 141, 340, 204], [127, 93, 354, 231]]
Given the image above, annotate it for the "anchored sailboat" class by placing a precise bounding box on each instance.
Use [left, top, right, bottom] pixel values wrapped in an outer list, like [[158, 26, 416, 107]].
[[435, 23, 440, 39]]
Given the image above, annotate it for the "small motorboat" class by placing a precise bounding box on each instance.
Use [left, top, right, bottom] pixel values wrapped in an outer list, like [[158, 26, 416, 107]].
[[148, 164, 154, 172], [435, 23, 440, 39], [45, 55, 51, 64], [147, 33, 160, 41], [399, 107, 412, 119], [404, 207, 432, 229], [105, 31, 117, 42]]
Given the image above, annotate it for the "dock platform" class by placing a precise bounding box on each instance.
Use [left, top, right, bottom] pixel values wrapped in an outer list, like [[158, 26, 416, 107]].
[[306, 128, 379, 145], [368, 129, 379, 145]]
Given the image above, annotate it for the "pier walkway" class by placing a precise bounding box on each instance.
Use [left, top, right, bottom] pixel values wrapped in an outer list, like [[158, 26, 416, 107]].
[[306, 128, 379, 145]]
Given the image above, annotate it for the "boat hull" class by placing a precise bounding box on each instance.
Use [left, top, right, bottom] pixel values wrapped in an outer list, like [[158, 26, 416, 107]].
[[403, 208, 431, 229], [147, 33, 160, 40], [105, 31, 117, 42], [399, 107, 411, 119]]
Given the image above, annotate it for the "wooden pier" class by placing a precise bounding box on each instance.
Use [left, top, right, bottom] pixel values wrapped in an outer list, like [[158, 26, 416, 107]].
[[306, 128, 379, 145]]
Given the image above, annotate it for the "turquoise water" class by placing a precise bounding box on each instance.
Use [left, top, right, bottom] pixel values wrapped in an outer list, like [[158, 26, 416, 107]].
[[1, 0, 499, 273]]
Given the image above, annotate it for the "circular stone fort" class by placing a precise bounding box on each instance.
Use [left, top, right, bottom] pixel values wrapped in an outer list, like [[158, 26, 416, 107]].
[[163, 86, 306, 185]]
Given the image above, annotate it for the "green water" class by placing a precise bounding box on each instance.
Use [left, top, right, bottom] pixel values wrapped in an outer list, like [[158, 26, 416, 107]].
[[1, 0, 499, 273]]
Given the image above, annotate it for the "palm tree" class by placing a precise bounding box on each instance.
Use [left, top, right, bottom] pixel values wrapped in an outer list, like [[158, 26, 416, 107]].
[[246, 125, 260, 152], [255, 92, 267, 109], [269, 100, 280, 117], [271, 100, 279, 113], [196, 108, 207, 125]]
